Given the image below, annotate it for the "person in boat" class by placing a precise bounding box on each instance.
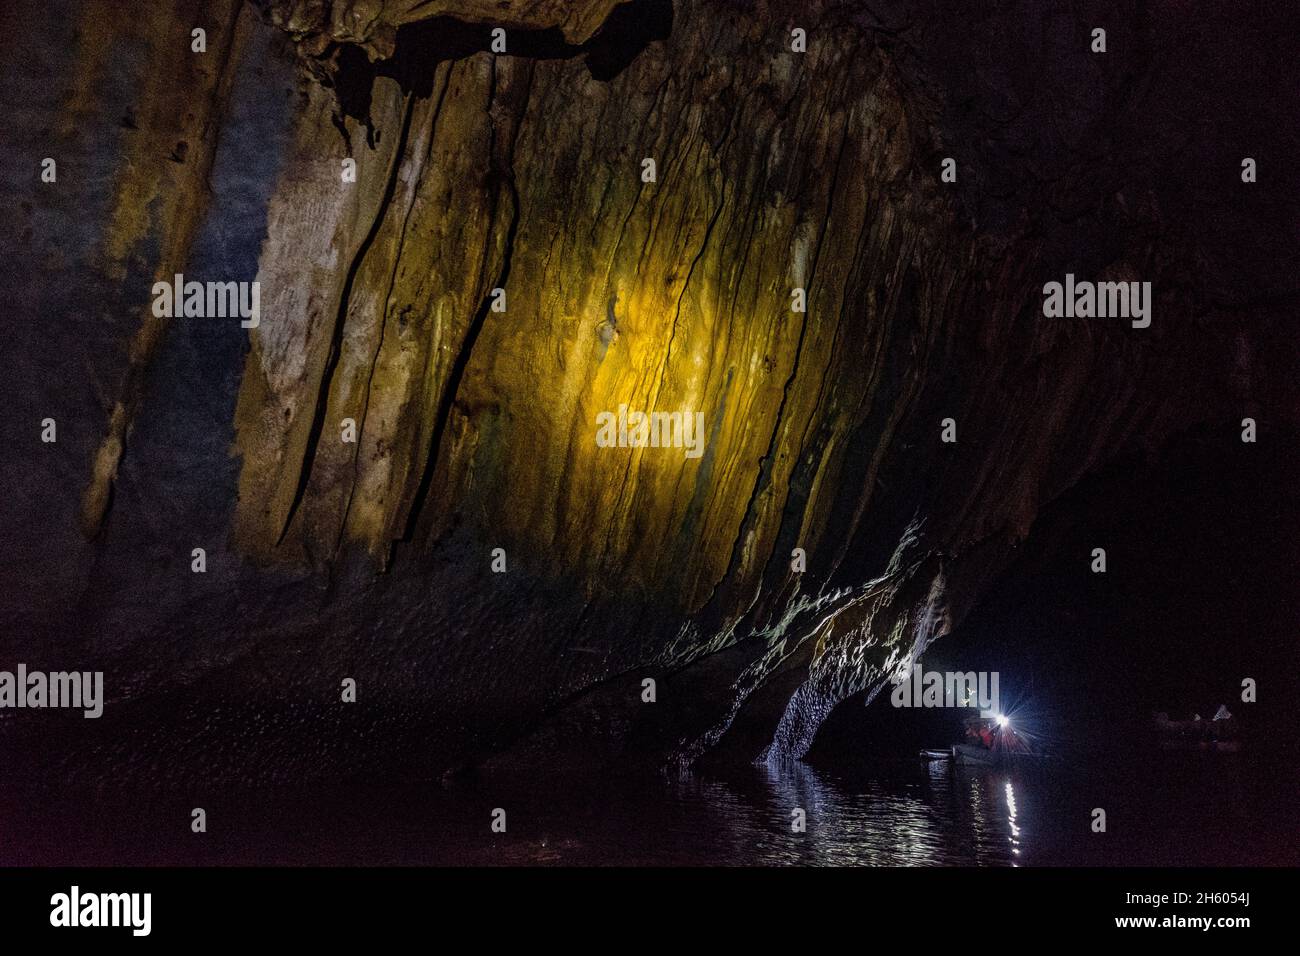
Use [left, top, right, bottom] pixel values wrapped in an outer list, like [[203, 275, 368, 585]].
[[963, 716, 996, 750]]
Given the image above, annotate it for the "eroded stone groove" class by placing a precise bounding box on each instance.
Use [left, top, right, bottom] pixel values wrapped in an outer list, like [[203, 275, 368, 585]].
[[78, 0, 253, 537], [278, 92, 419, 549], [403, 71, 525, 551]]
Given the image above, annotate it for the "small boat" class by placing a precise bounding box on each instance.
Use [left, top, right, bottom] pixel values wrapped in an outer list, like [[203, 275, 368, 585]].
[[954, 743, 1048, 765], [925, 715, 1050, 766], [1152, 706, 1245, 754], [953, 743, 999, 765], [920, 744, 1019, 765]]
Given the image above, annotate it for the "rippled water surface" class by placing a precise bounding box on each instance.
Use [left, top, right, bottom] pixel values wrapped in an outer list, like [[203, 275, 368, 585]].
[[11, 748, 1292, 866], [490, 761, 1034, 867]]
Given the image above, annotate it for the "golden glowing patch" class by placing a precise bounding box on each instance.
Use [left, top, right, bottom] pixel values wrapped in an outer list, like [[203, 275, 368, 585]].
[[228, 15, 955, 621]]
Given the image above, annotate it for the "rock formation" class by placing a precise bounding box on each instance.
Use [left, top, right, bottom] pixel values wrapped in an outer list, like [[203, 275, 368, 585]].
[[1, 0, 1294, 786]]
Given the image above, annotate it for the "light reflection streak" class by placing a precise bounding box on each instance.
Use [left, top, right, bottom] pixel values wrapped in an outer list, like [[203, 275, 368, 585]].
[[1006, 779, 1021, 865], [649, 760, 1034, 866]]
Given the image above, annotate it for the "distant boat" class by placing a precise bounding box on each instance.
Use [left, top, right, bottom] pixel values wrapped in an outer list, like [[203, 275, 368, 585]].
[[1152, 706, 1244, 752]]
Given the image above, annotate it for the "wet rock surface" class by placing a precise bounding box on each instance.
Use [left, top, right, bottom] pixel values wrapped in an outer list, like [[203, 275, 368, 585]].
[[1, 0, 1295, 788]]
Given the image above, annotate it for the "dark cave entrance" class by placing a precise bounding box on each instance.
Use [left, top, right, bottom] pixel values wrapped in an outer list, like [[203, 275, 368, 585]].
[[808, 421, 1300, 766]]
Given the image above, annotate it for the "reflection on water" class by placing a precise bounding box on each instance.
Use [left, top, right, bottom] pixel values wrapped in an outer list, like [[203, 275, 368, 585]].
[[683, 761, 1025, 866], [473, 759, 1036, 867], [1006, 780, 1021, 864], [1, 760, 1040, 866], [10, 748, 1293, 866]]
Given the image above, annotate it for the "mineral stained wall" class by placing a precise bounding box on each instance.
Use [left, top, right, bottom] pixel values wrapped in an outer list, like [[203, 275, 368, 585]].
[[1, 0, 1294, 784]]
